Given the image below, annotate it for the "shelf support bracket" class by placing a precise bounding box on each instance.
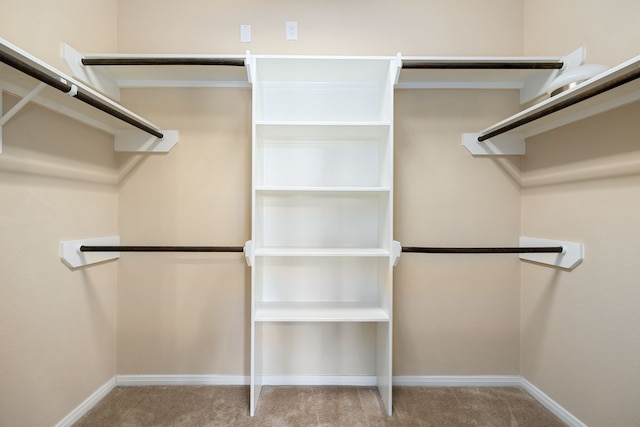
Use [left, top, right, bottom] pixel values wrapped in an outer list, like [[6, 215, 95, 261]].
[[115, 129, 179, 152], [244, 240, 254, 267], [392, 241, 402, 266], [60, 236, 120, 269], [520, 47, 586, 103], [519, 237, 584, 270], [61, 43, 121, 100], [0, 82, 46, 153], [462, 132, 525, 156]]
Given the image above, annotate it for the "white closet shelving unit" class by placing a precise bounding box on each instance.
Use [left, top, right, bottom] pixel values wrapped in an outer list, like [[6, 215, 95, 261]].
[[245, 55, 401, 416]]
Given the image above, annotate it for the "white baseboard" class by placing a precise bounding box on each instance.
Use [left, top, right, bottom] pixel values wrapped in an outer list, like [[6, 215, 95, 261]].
[[520, 378, 587, 427], [393, 375, 522, 387], [54, 377, 116, 427], [58, 374, 585, 427], [116, 374, 249, 386], [115, 374, 376, 386]]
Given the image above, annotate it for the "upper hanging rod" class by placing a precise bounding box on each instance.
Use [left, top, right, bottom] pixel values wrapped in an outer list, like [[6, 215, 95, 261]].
[[80, 245, 563, 254], [477, 65, 640, 142], [80, 245, 244, 253], [402, 246, 563, 254], [402, 61, 563, 70], [0, 48, 164, 139], [81, 57, 246, 67]]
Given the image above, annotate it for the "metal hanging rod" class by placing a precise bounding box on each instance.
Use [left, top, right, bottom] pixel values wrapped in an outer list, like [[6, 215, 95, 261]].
[[80, 245, 244, 253], [402, 246, 563, 254], [81, 57, 246, 67], [0, 49, 164, 139], [477, 66, 640, 142], [80, 245, 562, 254], [402, 61, 563, 70]]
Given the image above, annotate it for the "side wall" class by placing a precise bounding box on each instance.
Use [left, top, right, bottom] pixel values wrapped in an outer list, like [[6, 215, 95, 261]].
[[115, 1, 524, 378], [522, 1, 640, 425], [0, 2, 119, 426]]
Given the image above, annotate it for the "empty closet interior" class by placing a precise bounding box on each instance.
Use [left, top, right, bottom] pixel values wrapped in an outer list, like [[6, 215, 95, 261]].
[[2, 2, 640, 426]]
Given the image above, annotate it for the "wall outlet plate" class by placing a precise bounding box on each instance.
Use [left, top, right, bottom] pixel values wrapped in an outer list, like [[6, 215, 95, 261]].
[[241, 24, 252, 43], [286, 21, 298, 40]]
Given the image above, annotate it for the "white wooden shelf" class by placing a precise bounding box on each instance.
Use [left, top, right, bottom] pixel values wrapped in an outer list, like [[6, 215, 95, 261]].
[[255, 120, 392, 127], [464, 53, 640, 155], [61, 45, 640, 156], [256, 186, 391, 193], [254, 247, 391, 257], [63, 45, 566, 105], [255, 302, 390, 322], [0, 39, 178, 153], [398, 54, 565, 103]]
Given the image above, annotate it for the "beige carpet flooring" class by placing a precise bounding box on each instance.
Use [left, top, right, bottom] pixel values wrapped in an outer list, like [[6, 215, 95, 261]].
[[73, 385, 566, 426]]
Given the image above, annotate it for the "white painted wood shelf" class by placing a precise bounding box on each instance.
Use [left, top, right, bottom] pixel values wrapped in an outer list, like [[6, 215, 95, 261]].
[[464, 52, 640, 155], [255, 302, 390, 322], [0, 39, 178, 153], [59, 44, 640, 155]]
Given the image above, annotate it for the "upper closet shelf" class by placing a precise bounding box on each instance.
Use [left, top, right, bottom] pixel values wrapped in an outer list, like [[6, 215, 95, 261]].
[[0, 39, 178, 153], [62, 44, 249, 100], [63, 45, 575, 105], [463, 52, 640, 155]]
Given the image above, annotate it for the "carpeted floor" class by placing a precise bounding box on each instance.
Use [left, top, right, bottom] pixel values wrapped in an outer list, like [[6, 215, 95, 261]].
[[73, 385, 566, 426]]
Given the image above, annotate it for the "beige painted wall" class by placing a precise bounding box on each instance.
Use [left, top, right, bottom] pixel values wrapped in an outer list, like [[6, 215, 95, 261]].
[[116, 87, 252, 374], [394, 89, 522, 375], [0, 0, 118, 69], [524, 0, 640, 65], [0, 1, 119, 426], [115, 1, 524, 377], [523, 1, 640, 425], [117, 0, 523, 56]]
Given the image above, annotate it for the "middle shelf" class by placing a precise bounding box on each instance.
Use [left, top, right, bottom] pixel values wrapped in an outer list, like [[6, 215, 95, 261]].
[[255, 123, 391, 188], [254, 191, 391, 251]]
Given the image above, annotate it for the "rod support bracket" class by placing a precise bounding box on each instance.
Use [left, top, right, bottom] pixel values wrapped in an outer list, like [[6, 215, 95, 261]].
[[60, 236, 120, 269], [115, 129, 179, 152], [462, 132, 525, 156], [519, 237, 584, 270]]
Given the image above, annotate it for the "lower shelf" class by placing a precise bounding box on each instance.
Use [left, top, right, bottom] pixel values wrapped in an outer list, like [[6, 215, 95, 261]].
[[255, 247, 390, 257], [254, 302, 390, 322]]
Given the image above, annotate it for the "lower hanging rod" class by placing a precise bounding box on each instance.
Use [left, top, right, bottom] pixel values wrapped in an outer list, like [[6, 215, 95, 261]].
[[80, 245, 244, 253], [402, 246, 563, 254]]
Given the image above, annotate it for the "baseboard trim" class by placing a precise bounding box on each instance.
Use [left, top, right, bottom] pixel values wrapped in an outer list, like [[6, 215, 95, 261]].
[[393, 375, 522, 387], [54, 377, 116, 427], [58, 374, 586, 427], [520, 378, 587, 427], [116, 374, 249, 386]]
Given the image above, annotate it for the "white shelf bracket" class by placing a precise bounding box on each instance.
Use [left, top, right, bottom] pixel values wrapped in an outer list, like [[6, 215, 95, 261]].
[[60, 236, 120, 269], [245, 51, 255, 85], [392, 240, 402, 266], [462, 132, 525, 156], [519, 236, 584, 270], [115, 129, 179, 152], [520, 47, 586, 104], [392, 53, 403, 86], [244, 240, 254, 267], [0, 82, 46, 153], [61, 43, 121, 100]]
